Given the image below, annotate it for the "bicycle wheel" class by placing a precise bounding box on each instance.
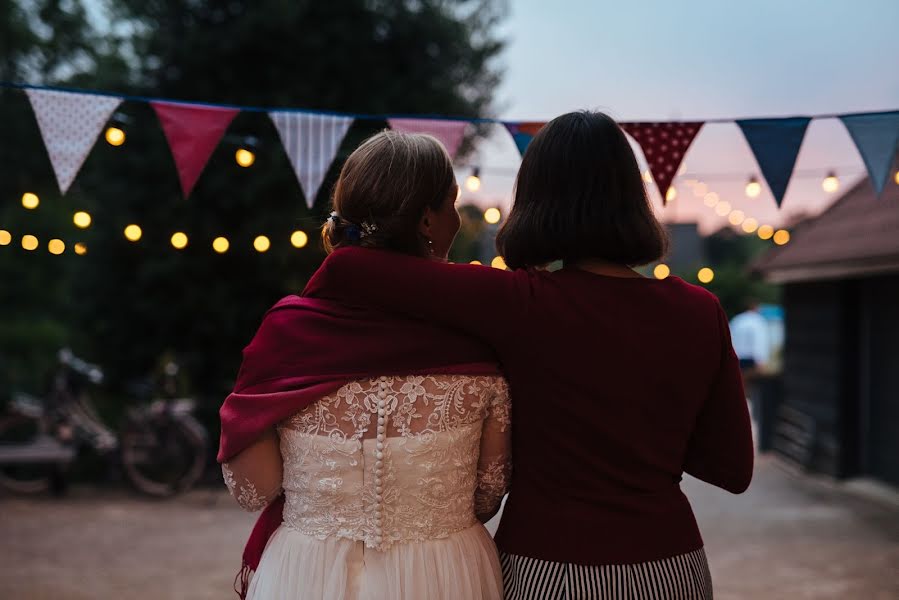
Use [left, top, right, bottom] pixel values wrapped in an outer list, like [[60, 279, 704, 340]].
[[0, 415, 51, 494], [119, 413, 208, 497]]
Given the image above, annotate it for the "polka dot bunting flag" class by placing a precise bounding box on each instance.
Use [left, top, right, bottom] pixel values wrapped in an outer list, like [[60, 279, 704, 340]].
[[620, 121, 703, 204]]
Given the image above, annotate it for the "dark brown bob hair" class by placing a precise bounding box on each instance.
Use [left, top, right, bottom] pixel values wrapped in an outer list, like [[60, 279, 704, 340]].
[[323, 130, 456, 256], [496, 111, 668, 269]]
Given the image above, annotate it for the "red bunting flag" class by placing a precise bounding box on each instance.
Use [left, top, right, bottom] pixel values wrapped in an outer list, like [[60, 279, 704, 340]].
[[151, 101, 239, 198], [388, 118, 468, 158], [620, 122, 703, 204]]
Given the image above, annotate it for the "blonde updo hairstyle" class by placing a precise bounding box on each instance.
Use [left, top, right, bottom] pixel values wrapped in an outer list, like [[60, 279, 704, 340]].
[[323, 130, 456, 256]]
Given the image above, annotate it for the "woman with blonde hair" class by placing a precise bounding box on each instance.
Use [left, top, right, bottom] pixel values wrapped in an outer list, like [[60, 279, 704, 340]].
[[219, 130, 510, 599]]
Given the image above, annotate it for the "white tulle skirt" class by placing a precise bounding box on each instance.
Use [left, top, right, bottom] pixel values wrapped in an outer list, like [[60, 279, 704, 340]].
[[246, 523, 503, 600]]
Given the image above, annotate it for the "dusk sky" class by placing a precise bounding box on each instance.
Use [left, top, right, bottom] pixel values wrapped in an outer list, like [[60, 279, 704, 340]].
[[463, 0, 899, 233]]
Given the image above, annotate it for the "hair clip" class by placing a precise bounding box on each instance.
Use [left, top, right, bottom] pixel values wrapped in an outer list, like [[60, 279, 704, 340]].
[[360, 221, 378, 238]]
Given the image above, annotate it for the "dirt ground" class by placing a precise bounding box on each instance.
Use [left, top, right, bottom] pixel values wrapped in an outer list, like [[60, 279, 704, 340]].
[[2, 455, 897, 599]]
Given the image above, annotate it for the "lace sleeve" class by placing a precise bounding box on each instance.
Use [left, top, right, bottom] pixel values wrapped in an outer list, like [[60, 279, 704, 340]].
[[222, 428, 283, 512], [475, 378, 512, 523]]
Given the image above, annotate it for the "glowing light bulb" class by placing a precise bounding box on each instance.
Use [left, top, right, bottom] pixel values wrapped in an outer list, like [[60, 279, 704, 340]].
[[105, 127, 125, 146], [742, 218, 759, 233], [714, 201, 732, 216], [894, 170, 899, 185], [235, 148, 255, 167], [491, 256, 507, 270], [653, 264, 670, 280], [642, 170, 653, 183], [124, 225, 142, 242], [666, 187, 677, 202], [484, 207, 501, 224], [22, 192, 39, 209], [22, 235, 38, 251], [73, 211, 92, 229], [254, 235, 271, 253], [745, 177, 762, 198], [48, 239, 65, 255], [465, 167, 481, 192], [213, 237, 230, 253], [697, 267, 714, 284], [728, 210, 745, 226], [703, 192, 719, 207], [0, 230, 11, 245], [822, 172, 839, 193], [291, 231, 309, 248], [74, 243, 87, 255], [470, 260, 482, 265], [693, 182, 708, 197], [171, 232, 188, 249], [773, 229, 791, 245], [757, 225, 774, 240]]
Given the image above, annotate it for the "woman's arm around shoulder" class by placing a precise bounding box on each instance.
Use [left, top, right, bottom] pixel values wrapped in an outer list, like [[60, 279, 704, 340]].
[[222, 428, 283, 511], [474, 377, 512, 523]]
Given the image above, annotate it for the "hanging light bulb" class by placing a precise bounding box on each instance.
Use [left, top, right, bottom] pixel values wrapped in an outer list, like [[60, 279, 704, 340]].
[[484, 207, 502, 224], [22, 235, 39, 251], [703, 192, 719, 207], [491, 256, 507, 270], [653, 264, 670, 280], [291, 231, 309, 248], [894, 169, 899, 185], [465, 167, 481, 192], [22, 192, 39, 209], [821, 171, 840, 193], [74, 243, 87, 255], [105, 127, 125, 146], [253, 235, 271, 253], [693, 182, 708, 197], [697, 267, 714, 284], [235, 148, 255, 168], [213, 237, 230, 253], [73, 211, 92, 229], [124, 224, 142, 242], [642, 170, 653, 184], [48, 239, 65, 255], [171, 232, 188, 249], [666, 187, 677, 202], [745, 176, 762, 198], [0, 230, 10, 245]]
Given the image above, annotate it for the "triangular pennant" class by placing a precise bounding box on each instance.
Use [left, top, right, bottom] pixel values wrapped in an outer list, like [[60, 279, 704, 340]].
[[504, 122, 546, 155], [151, 101, 238, 198], [387, 118, 468, 158], [620, 121, 703, 205], [737, 117, 810, 207], [270, 112, 354, 209], [840, 111, 899, 196], [25, 89, 123, 194]]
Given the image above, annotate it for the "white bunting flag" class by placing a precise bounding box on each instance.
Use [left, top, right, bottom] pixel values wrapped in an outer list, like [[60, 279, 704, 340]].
[[26, 88, 123, 194], [269, 111, 354, 209]]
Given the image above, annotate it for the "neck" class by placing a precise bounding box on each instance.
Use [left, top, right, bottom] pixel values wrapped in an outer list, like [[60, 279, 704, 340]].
[[568, 258, 644, 279]]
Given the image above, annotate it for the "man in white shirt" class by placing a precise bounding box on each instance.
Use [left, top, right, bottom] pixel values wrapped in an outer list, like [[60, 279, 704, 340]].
[[729, 299, 770, 377]]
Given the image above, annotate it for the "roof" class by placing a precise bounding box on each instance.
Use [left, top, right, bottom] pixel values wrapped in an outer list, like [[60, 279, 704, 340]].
[[753, 174, 899, 283]]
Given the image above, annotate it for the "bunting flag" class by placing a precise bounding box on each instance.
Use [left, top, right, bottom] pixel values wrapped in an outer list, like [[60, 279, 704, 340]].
[[269, 112, 354, 209], [840, 111, 899, 196], [737, 117, 810, 207], [387, 118, 468, 158], [151, 101, 239, 198], [620, 121, 703, 204], [504, 121, 546, 155], [25, 89, 123, 194]]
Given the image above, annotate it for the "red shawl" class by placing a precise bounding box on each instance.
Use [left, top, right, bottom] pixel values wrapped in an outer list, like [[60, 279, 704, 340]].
[[218, 259, 500, 598]]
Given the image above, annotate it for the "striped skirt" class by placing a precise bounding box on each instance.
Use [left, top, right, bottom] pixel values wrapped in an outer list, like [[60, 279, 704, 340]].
[[500, 548, 712, 600]]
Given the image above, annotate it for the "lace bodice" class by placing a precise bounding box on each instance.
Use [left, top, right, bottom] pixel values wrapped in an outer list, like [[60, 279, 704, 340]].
[[223, 375, 510, 551]]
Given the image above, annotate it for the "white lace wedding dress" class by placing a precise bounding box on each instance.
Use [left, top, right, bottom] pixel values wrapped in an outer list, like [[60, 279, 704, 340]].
[[223, 374, 511, 600]]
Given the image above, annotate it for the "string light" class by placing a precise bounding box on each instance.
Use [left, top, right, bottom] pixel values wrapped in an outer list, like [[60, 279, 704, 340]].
[[895, 170, 899, 185], [0, 230, 11, 245], [48, 239, 65, 255], [757, 225, 774, 240], [212, 237, 230, 253], [821, 171, 839, 193], [484, 207, 501, 224], [22, 192, 39, 209], [693, 182, 708, 197], [745, 177, 762, 198], [491, 256, 507, 270], [470, 260, 482, 265], [773, 229, 791, 245], [666, 187, 677, 202], [714, 201, 732, 216], [253, 235, 270, 253], [653, 264, 670, 279], [703, 192, 719, 207], [171, 232, 188, 249], [465, 167, 481, 192], [742, 218, 759, 233], [697, 267, 714, 284], [124, 224, 142, 242], [642, 170, 653, 183], [728, 210, 745, 226], [235, 148, 255, 168], [105, 127, 125, 146], [74, 243, 87, 255], [73, 211, 92, 229], [291, 230, 309, 248], [22, 235, 38, 251]]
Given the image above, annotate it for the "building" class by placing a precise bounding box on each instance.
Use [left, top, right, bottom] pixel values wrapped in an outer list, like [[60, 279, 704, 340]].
[[753, 176, 899, 486]]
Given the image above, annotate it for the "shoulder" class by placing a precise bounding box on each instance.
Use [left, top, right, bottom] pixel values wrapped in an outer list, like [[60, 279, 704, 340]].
[[660, 276, 724, 313]]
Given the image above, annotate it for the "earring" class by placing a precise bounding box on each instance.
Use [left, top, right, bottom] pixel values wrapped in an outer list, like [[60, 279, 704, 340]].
[[427, 239, 434, 255]]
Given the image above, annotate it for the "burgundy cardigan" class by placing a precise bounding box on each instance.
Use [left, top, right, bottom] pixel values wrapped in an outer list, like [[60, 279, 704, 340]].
[[305, 247, 754, 566]]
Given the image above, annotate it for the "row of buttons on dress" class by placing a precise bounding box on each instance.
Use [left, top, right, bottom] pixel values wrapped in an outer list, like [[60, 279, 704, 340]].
[[373, 376, 388, 547]]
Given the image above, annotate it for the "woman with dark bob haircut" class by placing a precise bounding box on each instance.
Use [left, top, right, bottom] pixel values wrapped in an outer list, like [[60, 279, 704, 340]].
[[306, 111, 753, 599]]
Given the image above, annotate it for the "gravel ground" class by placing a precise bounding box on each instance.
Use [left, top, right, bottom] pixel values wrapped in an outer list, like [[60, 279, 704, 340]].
[[2, 455, 897, 599]]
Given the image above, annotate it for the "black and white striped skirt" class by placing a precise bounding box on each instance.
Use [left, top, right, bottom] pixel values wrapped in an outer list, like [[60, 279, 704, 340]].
[[500, 547, 713, 600]]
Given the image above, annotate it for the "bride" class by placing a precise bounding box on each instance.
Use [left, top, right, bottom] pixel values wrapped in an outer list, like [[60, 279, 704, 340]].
[[218, 130, 510, 599]]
